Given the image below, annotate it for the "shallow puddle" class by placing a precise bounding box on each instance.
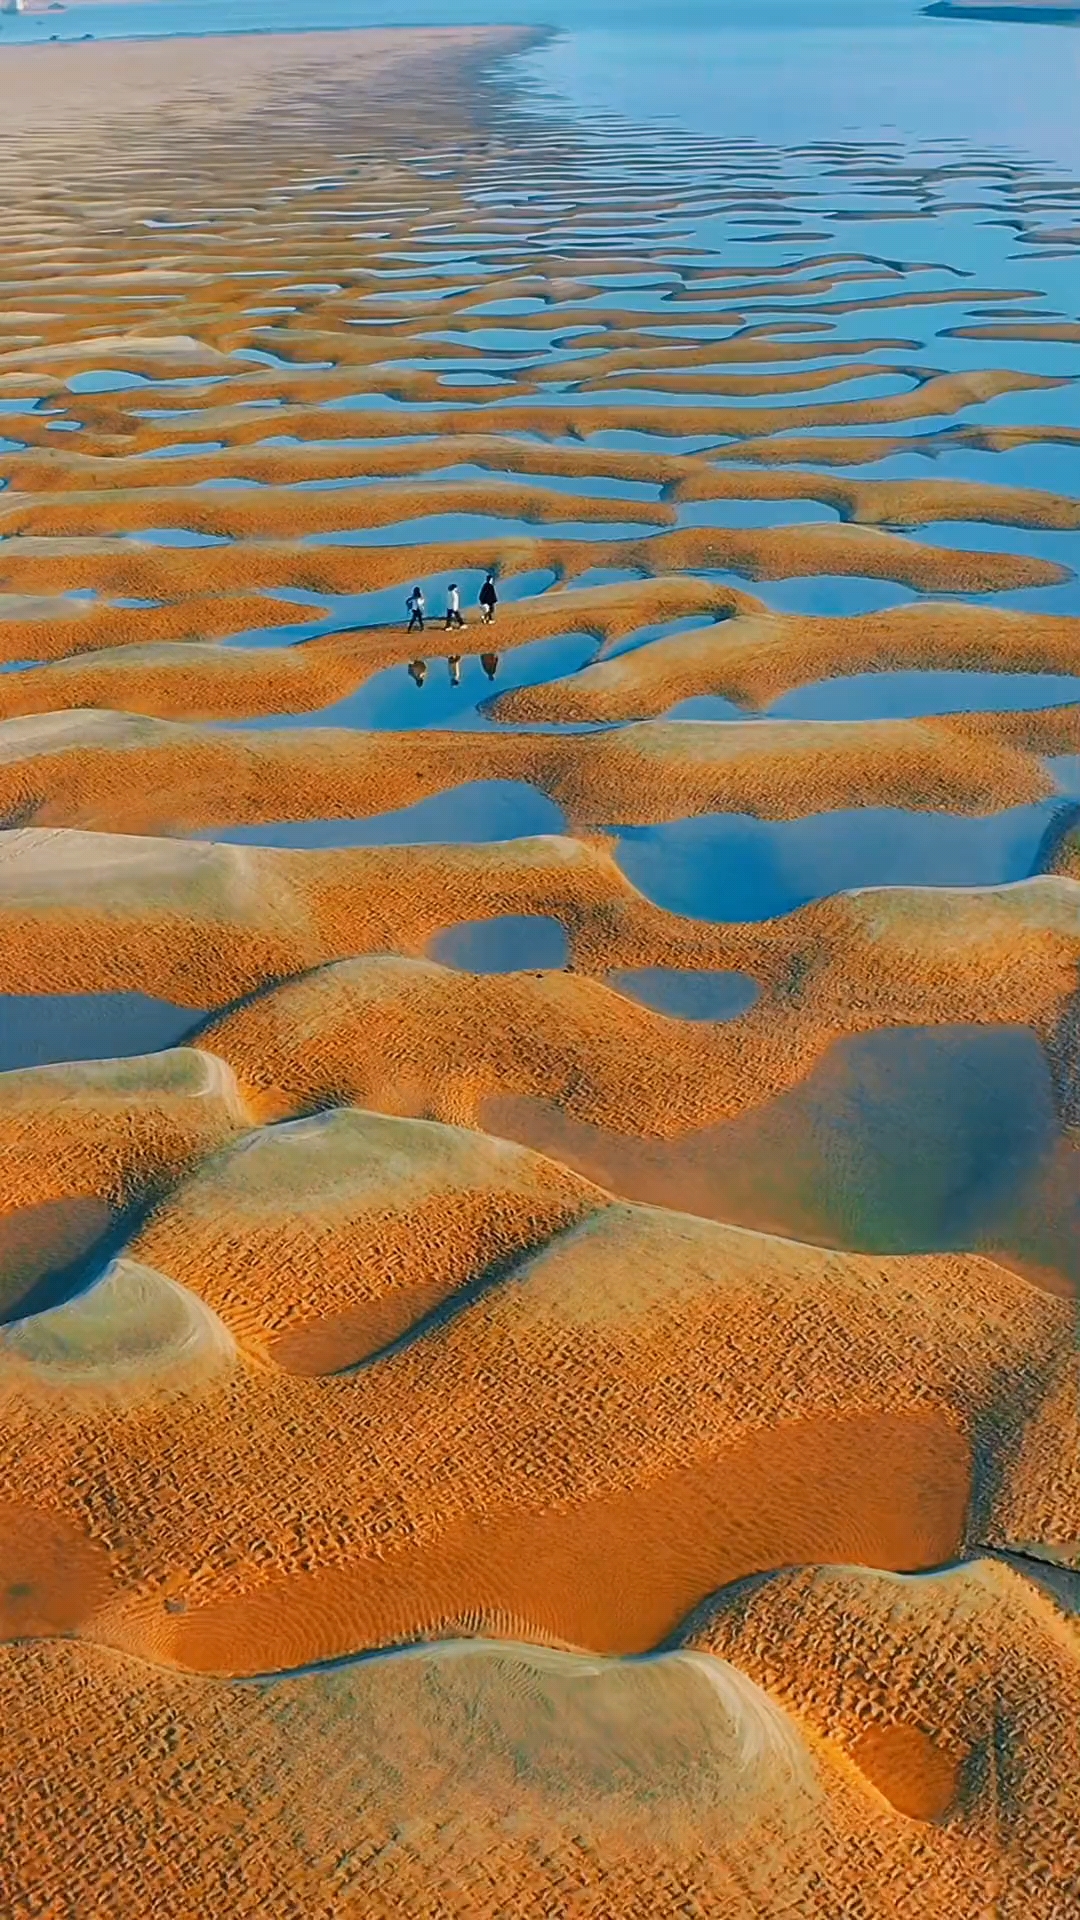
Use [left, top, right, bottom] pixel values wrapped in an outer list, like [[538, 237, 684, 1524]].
[[197, 778, 565, 848], [611, 799, 1070, 921], [0, 992, 203, 1074], [486, 1023, 1074, 1278], [428, 913, 570, 971], [607, 968, 761, 1020]]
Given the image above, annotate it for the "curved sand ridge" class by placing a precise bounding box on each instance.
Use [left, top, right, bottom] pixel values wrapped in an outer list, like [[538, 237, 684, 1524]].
[[4, 832, 1080, 1138], [0, 1048, 247, 1316], [4, 446, 1080, 536], [0, 704, 1078, 835], [186, 886, 1080, 1127], [0, 521, 1062, 602], [4, 20, 1080, 1914], [496, 598, 1080, 723], [3, 823, 1080, 1015], [11, 1605, 1072, 1918], [0, 826, 779, 1002], [0, 573, 745, 676], [132, 1109, 605, 1373], [4, 592, 1080, 730], [0, 1180, 1071, 1670], [683, 1559, 1080, 1892]]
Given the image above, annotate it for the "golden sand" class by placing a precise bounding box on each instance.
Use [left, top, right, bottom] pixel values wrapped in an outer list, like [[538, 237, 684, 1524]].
[[0, 1185, 1069, 1673], [0, 827, 776, 1004], [2, 18, 1079, 1914], [496, 597, 1080, 722], [685, 1560, 1080, 1896], [0, 704, 1072, 836], [11, 1597, 1076, 1917], [0, 1049, 246, 1313], [132, 1110, 604, 1372], [188, 875, 1080, 1135], [0, 520, 1060, 603], [0, 574, 744, 687]]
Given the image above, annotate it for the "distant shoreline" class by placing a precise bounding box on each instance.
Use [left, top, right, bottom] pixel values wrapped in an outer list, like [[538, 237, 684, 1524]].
[[925, 0, 1080, 18]]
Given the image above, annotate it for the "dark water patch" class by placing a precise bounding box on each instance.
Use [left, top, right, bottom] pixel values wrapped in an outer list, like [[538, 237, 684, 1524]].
[[675, 497, 838, 529], [612, 800, 1067, 922], [746, 575, 922, 615], [485, 1025, 1073, 1274], [428, 913, 570, 972], [772, 668, 1080, 721], [235, 630, 597, 732], [305, 511, 662, 546], [195, 778, 565, 849], [235, 567, 561, 645], [0, 992, 204, 1074], [608, 967, 760, 1020]]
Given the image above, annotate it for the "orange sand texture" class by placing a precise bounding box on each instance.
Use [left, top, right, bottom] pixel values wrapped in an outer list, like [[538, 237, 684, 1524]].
[[1, 22, 1079, 1920]]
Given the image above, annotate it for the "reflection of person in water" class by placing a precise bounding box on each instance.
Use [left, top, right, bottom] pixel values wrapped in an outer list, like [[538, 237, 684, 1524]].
[[478, 571, 498, 623], [444, 582, 464, 630], [405, 585, 425, 633], [447, 655, 461, 687], [407, 658, 427, 687], [480, 652, 499, 681]]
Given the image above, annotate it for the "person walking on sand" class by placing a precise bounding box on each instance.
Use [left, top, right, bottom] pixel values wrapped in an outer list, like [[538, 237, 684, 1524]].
[[444, 582, 464, 630], [406, 585, 425, 633], [479, 571, 498, 624]]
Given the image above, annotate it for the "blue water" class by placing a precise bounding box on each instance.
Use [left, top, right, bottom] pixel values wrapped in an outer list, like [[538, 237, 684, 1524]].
[[770, 669, 1080, 722], [428, 912, 571, 970], [4, 0, 1079, 168], [196, 778, 564, 847], [607, 967, 761, 1019], [668, 673, 1080, 721], [2, 0, 1079, 1048], [0, 992, 201, 1072], [612, 800, 1071, 921], [232, 631, 598, 731]]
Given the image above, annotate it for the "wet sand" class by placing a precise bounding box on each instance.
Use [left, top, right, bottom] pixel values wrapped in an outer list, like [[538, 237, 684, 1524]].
[[2, 20, 1079, 1919]]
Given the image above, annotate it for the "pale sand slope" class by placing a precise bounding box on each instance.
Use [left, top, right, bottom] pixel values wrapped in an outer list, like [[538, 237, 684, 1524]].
[[11, 1587, 1076, 1920], [0, 1181, 1071, 1673]]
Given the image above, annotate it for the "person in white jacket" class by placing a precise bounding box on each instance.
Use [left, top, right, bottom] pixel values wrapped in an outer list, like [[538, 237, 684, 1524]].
[[443, 582, 464, 630]]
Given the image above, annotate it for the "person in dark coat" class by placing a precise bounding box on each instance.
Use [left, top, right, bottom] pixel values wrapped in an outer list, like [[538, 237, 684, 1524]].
[[478, 571, 498, 623]]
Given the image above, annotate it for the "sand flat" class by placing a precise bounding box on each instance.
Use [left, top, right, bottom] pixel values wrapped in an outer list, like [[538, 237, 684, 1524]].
[[2, 16, 1079, 1916]]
